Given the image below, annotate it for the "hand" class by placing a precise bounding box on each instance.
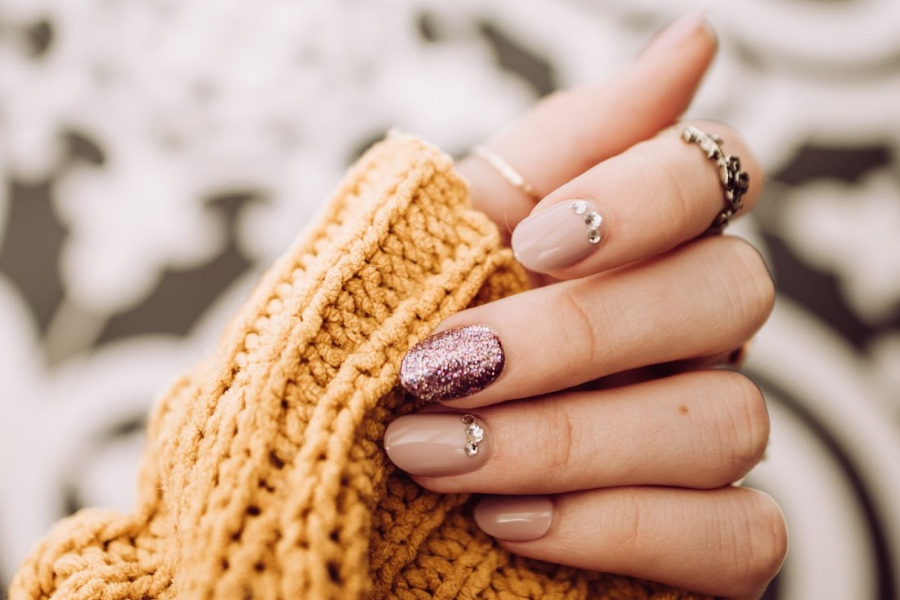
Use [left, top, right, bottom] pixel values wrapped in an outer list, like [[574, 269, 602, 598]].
[[384, 11, 786, 600]]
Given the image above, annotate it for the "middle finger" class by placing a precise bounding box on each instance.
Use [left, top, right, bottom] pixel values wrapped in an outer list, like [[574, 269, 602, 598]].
[[399, 235, 774, 408]]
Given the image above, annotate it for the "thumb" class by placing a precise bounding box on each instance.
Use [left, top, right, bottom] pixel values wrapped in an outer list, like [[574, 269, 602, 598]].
[[457, 10, 717, 239]]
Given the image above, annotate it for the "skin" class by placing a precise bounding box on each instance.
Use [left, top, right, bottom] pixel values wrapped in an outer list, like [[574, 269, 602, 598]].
[[389, 17, 787, 600]]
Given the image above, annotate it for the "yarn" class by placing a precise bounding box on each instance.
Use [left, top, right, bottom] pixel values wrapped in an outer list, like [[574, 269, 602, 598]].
[[8, 132, 706, 600]]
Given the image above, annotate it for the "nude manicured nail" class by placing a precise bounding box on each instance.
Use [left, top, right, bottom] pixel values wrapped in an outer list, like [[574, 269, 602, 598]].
[[641, 9, 712, 59], [474, 496, 553, 542], [512, 200, 606, 273], [384, 413, 490, 476], [400, 325, 505, 403]]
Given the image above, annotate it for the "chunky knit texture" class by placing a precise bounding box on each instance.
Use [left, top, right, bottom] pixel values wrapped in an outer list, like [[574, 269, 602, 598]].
[[9, 133, 706, 600]]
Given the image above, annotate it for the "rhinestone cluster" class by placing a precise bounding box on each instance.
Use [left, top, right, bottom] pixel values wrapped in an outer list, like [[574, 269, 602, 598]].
[[572, 201, 603, 244], [462, 414, 485, 457]]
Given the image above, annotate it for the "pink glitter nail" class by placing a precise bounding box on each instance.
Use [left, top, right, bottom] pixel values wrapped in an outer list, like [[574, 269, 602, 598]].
[[400, 325, 505, 403]]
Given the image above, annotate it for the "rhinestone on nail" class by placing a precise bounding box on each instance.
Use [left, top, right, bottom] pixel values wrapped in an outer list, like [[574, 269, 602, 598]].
[[462, 414, 484, 457], [572, 201, 603, 244]]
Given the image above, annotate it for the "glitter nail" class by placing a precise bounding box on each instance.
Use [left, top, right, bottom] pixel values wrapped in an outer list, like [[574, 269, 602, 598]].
[[400, 325, 505, 403]]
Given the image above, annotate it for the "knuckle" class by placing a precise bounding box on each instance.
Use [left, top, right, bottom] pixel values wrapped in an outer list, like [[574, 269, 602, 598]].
[[744, 491, 789, 588], [603, 490, 645, 554], [718, 491, 788, 598], [534, 399, 576, 487], [718, 237, 776, 330], [720, 372, 770, 479], [552, 285, 603, 368], [633, 143, 692, 247]]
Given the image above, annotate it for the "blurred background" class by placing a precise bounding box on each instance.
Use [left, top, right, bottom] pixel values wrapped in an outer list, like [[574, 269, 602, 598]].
[[1, 1, 899, 598]]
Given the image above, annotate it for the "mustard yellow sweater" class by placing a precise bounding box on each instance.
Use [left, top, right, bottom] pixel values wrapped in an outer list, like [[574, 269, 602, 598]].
[[8, 133, 704, 600]]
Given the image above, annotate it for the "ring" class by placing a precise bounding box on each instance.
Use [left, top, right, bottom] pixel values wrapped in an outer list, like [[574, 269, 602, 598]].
[[680, 125, 750, 234], [471, 146, 541, 201], [462, 414, 485, 457]]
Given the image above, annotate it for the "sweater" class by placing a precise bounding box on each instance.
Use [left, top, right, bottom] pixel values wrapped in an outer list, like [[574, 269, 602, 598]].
[[8, 132, 705, 600]]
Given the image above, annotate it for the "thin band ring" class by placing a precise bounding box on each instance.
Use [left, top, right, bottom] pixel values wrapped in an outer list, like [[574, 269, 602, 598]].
[[680, 125, 750, 235], [471, 146, 541, 202]]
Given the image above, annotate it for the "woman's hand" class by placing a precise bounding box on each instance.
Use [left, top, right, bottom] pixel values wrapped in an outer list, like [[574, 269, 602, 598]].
[[384, 11, 786, 600]]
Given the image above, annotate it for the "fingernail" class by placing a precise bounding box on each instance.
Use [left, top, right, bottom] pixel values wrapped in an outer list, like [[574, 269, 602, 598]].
[[640, 9, 711, 60], [474, 495, 553, 542], [511, 200, 606, 273], [400, 325, 505, 403], [384, 413, 490, 476]]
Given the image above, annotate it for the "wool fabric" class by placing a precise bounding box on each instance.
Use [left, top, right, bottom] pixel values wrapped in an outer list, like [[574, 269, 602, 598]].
[[9, 133, 707, 600]]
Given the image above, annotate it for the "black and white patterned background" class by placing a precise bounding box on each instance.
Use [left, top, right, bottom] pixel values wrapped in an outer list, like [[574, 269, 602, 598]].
[[1, 1, 899, 599]]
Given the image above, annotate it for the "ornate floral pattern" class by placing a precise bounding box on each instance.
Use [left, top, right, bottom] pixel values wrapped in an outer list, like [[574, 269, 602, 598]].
[[1, 1, 899, 598]]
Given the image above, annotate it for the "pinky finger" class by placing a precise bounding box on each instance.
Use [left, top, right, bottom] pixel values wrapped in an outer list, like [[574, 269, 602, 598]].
[[474, 487, 787, 600]]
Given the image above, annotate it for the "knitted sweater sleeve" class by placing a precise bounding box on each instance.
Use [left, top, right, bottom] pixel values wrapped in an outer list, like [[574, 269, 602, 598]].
[[8, 133, 708, 600]]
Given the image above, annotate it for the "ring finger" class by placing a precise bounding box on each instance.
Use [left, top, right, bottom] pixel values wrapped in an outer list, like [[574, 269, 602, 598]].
[[385, 369, 769, 493]]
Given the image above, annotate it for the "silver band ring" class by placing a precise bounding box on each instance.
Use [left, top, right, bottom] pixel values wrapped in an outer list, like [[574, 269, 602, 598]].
[[471, 146, 540, 202], [680, 125, 750, 234]]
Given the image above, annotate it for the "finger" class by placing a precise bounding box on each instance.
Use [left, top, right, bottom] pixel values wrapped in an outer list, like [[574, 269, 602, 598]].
[[662, 339, 755, 374], [457, 11, 717, 235], [473, 487, 787, 600], [400, 236, 774, 407], [596, 338, 756, 389], [511, 120, 763, 277], [384, 370, 769, 493]]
